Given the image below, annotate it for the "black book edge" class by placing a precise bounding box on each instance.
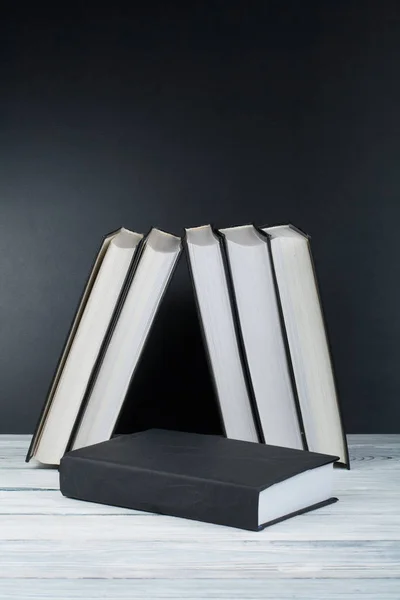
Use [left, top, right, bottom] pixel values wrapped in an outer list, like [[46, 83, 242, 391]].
[[288, 223, 311, 239], [67, 229, 183, 451], [26, 227, 125, 462], [253, 225, 308, 450], [183, 226, 262, 443], [264, 223, 350, 469]]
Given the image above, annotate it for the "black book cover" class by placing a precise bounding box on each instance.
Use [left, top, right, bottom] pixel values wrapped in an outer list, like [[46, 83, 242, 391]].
[[60, 428, 338, 531]]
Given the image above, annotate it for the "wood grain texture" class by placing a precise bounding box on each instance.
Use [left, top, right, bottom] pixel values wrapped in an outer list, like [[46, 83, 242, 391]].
[[0, 435, 399, 599], [1, 579, 400, 600]]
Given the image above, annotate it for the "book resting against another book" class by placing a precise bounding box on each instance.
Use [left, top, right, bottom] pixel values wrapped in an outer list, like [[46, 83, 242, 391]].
[[27, 222, 349, 468], [185, 223, 348, 466], [264, 225, 348, 465], [60, 429, 339, 531], [219, 225, 304, 450], [184, 226, 260, 444], [27, 228, 182, 465]]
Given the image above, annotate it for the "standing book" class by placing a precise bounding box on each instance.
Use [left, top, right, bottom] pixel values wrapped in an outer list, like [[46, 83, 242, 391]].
[[184, 225, 261, 444], [265, 224, 349, 467], [220, 224, 304, 450]]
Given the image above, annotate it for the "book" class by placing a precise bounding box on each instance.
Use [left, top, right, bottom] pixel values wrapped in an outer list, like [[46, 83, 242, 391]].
[[26, 228, 143, 465], [71, 229, 181, 452], [220, 225, 304, 450], [264, 224, 349, 467], [60, 428, 339, 531], [27, 228, 181, 465], [184, 225, 261, 444]]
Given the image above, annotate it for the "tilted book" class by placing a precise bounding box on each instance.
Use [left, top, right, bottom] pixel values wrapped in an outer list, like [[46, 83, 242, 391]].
[[184, 225, 262, 444], [27, 228, 181, 465], [219, 224, 305, 451]]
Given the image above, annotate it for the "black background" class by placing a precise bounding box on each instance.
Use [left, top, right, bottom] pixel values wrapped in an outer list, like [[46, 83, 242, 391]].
[[1, 1, 399, 433]]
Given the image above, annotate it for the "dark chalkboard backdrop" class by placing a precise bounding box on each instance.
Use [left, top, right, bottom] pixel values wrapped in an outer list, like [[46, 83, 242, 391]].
[[1, 2, 399, 433]]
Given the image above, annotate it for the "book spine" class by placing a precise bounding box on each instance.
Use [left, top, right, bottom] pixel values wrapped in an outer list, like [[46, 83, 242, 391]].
[[60, 455, 259, 531]]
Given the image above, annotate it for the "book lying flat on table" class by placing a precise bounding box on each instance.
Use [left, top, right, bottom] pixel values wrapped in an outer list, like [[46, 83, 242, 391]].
[[27, 228, 182, 465], [27, 222, 349, 468], [60, 429, 339, 531]]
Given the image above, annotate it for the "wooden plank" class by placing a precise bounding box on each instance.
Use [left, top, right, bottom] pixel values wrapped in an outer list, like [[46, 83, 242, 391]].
[[2, 464, 399, 489], [0, 435, 30, 443], [347, 434, 400, 446], [1, 433, 398, 448], [0, 469, 59, 490], [0, 540, 399, 579], [0, 511, 399, 541], [0, 491, 134, 515], [2, 442, 400, 471], [0, 539, 399, 580], [1, 435, 399, 471], [0, 578, 399, 599], [1, 489, 399, 516], [3, 433, 399, 445]]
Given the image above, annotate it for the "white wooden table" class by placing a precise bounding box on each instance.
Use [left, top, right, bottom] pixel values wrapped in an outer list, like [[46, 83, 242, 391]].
[[0, 435, 399, 599]]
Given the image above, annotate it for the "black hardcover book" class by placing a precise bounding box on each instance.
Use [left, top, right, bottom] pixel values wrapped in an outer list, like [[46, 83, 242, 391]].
[[60, 429, 339, 531]]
